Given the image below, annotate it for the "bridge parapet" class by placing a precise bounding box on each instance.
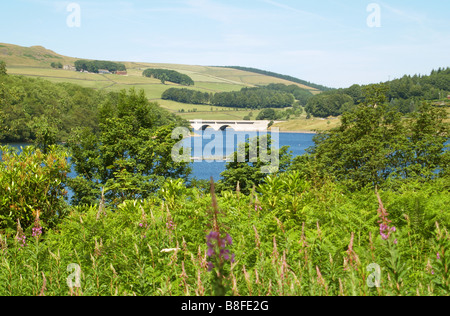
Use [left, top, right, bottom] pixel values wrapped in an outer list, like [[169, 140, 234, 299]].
[[190, 120, 271, 132]]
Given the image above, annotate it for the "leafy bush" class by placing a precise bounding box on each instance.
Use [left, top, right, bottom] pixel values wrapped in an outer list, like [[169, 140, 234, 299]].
[[0, 145, 70, 234]]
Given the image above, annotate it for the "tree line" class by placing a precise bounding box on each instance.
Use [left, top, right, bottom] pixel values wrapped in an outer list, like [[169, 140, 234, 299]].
[[74, 60, 127, 73], [263, 83, 314, 106], [212, 87, 295, 109], [162, 85, 304, 109], [162, 88, 212, 105], [143, 69, 194, 86], [305, 67, 450, 118]]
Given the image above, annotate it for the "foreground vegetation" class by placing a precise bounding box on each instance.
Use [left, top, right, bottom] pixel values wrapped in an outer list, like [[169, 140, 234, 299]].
[[0, 167, 449, 296]]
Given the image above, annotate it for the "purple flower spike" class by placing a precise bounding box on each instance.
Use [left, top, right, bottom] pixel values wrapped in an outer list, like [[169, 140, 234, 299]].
[[206, 230, 235, 271], [225, 234, 233, 246]]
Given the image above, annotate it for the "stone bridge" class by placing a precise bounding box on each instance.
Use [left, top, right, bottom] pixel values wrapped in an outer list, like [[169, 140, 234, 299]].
[[189, 120, 271, 132]]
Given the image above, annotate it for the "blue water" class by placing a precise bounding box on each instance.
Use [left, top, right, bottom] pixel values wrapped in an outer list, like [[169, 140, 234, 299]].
[[187, 130, 315, 180], [1, 132, 315, 181], [4, 133, 448, 182]]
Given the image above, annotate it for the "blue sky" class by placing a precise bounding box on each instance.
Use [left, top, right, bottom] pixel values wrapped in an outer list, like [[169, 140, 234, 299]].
[[1, 0, 449, 88]]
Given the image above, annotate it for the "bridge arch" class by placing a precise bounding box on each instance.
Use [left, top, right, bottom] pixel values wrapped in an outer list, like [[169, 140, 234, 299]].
[[200, 125, 212, 131], [219, 125, 234, 131]]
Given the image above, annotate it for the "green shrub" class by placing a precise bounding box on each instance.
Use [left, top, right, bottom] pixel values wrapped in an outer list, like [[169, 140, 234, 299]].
[[0, 145, 70, 234]]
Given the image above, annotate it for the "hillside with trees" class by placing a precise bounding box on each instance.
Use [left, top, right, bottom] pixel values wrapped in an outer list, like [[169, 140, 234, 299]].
[[263, 83, 314, 106], [306, 67, 450, 118]]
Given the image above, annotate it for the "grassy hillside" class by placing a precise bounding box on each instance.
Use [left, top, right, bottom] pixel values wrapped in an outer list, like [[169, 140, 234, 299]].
[[0, 43, 325, 126], [0, 43, 76, 67]]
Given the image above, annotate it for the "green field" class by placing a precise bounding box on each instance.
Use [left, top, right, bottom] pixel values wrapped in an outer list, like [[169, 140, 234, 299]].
[[273, 116, 341, 132], [1, 42, 327, 125]]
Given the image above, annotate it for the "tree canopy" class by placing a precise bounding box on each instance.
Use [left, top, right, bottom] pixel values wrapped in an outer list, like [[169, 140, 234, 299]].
[[162, 88, 211, 105], [0, 60, 6, 76], [293, 84, 450, 190], [74, 60, 126, 73], [142, 69, 194, 86], [67, 88, 191, 206], [50, 62, 63, 69], [219, 134, 292, 195], [212, 87, 295, 109], [305, 68, 450, 118], [0, 74, 102, 143]]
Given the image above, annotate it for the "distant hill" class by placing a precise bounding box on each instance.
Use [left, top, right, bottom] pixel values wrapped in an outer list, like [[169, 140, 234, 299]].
[[0, 42, 328, 123], [0, 43, 76, 67], [0, 43, 324, 93], [219, 66, 331, 92]]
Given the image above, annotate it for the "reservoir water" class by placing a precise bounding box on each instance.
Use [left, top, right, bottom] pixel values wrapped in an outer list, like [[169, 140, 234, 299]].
[[1, 131, 316, 181], [187, 130, 315, 180]]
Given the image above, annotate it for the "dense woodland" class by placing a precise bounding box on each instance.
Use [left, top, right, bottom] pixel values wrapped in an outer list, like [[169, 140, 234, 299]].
[[162, 88, 212, 105], [0, 60, 449, 296], [0, 74, 101, 144], [161, 84, 312, 110], [0, 65, 184, 146], [264, 83, 314, 106], [305, 67, 450, 118], [74, 60, 127, 73], [142, 69, 194, 86], [211, 87, 295, 109]]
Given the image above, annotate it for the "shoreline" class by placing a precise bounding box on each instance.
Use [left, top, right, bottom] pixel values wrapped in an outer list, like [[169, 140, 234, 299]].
[[190, 130, 318, 136], [275, 130, 318, 134]]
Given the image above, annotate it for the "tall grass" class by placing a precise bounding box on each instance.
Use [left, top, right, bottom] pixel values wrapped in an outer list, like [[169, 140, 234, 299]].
[[0, 175, 449, 296]]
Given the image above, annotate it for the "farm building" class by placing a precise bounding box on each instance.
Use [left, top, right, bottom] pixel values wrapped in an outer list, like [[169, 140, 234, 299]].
[[63, 65, 76, 71], [98, 69, 111, 74], [115, 71, 128, 76]]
